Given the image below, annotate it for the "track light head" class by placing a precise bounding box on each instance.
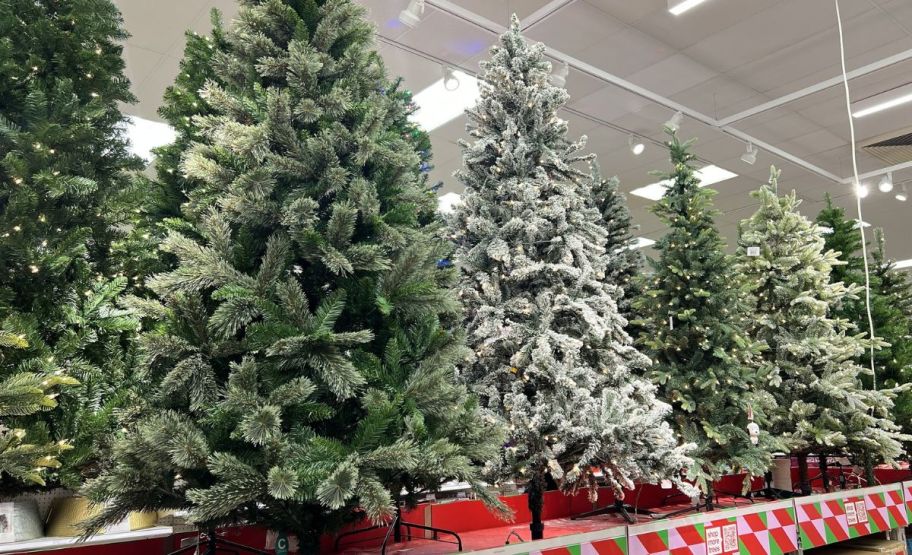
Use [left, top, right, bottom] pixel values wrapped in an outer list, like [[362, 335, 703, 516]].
[[399, 0, 425, 28], [664, 111, 683, 133], [878, 172, 894, 193], [740, 142, 758, 165], [442, 65, 459, 91], [897, 184, 908, 202], [550, 61, 569, 88], [628, 134, 645, 155], [856, 182, 869, 198]]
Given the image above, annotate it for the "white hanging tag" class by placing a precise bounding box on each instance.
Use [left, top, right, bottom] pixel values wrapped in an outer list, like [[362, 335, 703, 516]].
[[747, 246, 760, 257], [668, 315, 674, 330]]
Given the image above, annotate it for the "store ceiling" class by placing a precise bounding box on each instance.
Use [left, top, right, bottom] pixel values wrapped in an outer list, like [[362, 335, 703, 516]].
[[113, 0, 912, 262]]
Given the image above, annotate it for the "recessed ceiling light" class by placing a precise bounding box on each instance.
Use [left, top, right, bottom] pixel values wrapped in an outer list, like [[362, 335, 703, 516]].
[[410, 70, 480, 131], [125, 115, 176, 161], [668, 0, 710, 16], [630, 165, 738, 201], [629, 135, 645, 156], [438, 192, 461, 214], [894, 259, 912, 270], [851, 82, 912, 118]]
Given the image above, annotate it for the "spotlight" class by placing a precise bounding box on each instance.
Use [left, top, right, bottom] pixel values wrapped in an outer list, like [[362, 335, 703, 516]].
[[856, 182, 869, 198], [550, 61, 569, 88], [628, 135, 645, 155], [442, 65, 459, 91], [897, 184, 908, 202], [665, 111, 683, 132], [878, 172, 893, 193], [740, 142, 758, 165], [399, 0, 425, 28]]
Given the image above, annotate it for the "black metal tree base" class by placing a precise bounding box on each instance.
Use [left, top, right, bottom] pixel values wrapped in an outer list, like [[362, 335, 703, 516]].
[[168, 529, 271, 555], [571, 498, 656, 525], [334, 507, 462, 555]]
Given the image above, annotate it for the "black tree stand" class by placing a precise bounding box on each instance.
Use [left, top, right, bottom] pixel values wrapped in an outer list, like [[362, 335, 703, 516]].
[[167, 528, 271, 555], [528, 472, 546, 540], [333, 506, 462, 554], [571, 498, 657, 524], [657, 483, 716, 520]]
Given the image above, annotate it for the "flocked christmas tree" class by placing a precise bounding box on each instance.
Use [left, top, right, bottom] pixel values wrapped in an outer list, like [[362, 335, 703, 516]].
[[634, 131, 775, 506], [0, 0, 144, 490], [815, 197, 912, 439], [736, 170, 906, 494], [451, 17, 690, 540], [83, 0, 503, 547], [589, 162, 642, 323]]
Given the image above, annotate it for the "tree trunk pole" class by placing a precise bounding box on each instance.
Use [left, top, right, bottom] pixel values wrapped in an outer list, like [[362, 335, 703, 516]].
[[819, 455, 830, 492], [528, 471, 546, 540], [797, 453, 811, 496]]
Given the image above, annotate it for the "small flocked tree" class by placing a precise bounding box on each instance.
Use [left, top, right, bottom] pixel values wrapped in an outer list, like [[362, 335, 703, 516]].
[[452, 17, 690, 540], [0, 0, 144, 490], [634, 132, 776, 507], [83, 0, 503, 548], [589, 162, 642, 323], [737, 170, 907, 494]]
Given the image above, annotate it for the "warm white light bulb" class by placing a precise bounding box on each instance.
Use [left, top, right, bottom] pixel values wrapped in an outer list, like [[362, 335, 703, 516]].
[[856, 183, 869, 198], [878, 173, 893, 193]]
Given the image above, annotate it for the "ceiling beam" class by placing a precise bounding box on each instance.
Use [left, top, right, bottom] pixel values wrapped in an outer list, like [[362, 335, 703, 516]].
[[422, 0, 903, 186]]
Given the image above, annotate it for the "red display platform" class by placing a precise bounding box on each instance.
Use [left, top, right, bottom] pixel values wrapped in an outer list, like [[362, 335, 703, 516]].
[[3, 466, 910, 554]]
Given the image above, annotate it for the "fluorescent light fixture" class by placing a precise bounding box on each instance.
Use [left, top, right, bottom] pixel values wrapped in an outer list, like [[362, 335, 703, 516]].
[[125, 115, 176, 162], [894, 259, 912, 270], [632, 237, 656, 249], [410, 70, 480, 132], [668, 0, 709, 16], [438, 192, 461, 214], [630, 165, 737, 201], [852, 82, 912, 118]]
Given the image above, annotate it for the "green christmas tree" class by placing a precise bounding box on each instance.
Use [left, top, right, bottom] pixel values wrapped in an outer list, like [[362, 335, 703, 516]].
[[737, 170, 906, 493], [634, 132, 776, 506], [815, 197, 912, 428], [83, 0, 502, 547], [589, 162, 642, 323], [0, 331, 77, 485], [452, 18, 690, 540], [0, 0, 144, 489]]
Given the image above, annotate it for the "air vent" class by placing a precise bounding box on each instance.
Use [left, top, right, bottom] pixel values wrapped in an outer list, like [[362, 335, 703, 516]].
[[862, 128, 912, 165]]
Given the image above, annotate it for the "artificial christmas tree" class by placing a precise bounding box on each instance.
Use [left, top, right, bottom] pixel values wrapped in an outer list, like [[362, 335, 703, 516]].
[[634, 132, 775, 508], [815, 198, 912, 435], [0, 0, 144, 489], [589, 162, 642, 323], [737, 170, 906, 494], [0, 332, 77, 485], [83, 0, 503, 548], [451, 17, 690, 540]]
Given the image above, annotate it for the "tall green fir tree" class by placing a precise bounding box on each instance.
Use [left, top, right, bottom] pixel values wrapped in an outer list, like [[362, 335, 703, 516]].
[[0, 0, 144, 490], [736, 170, 907, 493], [634, 131, 776, 506], [83, 0, 503, 548], [452, 17, 690, 540], [815, 197, 912, 434], [589, 162, 642, 323]]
